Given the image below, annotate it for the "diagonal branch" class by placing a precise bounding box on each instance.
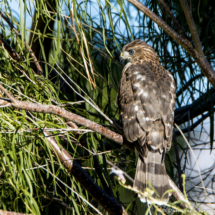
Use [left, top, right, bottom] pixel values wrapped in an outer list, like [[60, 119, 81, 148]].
[[104, 157, 134, 184], [0, 10, 43, 76], [0, 84, 191, 209], [158, 0, 188, 40], [175, 110, 213, 136], [1, 82, 214, 146], [0, 84, 124, 146], [43, 131, 127, 215], [175, 88, 215, 125], [179, 0, 204, 55], [126, 0, 193, 53], [68, 121, 114, 196], [0, 36, 23, 62], [125, 0, 215, 89]]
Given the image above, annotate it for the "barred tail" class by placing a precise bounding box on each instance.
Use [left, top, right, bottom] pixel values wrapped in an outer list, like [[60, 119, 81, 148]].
[[133, 150, 171, 205]]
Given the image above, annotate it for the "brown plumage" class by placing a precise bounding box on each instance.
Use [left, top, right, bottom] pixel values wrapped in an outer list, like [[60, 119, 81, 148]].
[[118, 39, 176, 204]]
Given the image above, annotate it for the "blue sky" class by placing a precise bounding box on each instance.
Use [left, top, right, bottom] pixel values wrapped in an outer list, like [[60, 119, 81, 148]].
[[1, 0, 215, 213]]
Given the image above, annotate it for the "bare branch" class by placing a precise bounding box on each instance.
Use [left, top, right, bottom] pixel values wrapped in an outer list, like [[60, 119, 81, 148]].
[[175, 111, 212, 136], [0, 84, 123, 145], [175, 88, 215, 125], [0, 212, 29, 215], [126, 0, 193, 51], [126, 0, 215, 89], [43, 131, 128, 215], [179, 0, 203, 55], [0, 10, 43, 76], [158, 0, 188, 40], [0, 84, 193, 209], [0, 36, 23, 61], [168, 176, 191, 209]]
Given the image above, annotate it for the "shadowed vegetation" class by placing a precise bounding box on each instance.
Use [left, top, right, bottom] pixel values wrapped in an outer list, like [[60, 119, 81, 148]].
[[0, 0, 214, 214]]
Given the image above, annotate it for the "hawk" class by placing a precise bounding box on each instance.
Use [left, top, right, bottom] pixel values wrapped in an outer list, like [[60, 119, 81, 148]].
[[118, 39, 176, 204]]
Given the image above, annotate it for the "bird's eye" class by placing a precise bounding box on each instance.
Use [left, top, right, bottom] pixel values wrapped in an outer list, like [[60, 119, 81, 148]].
[[128, 49, 134, 55]]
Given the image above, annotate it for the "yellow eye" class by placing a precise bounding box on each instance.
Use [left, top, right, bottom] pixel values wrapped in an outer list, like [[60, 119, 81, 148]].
[[120, 52, 123, 56]]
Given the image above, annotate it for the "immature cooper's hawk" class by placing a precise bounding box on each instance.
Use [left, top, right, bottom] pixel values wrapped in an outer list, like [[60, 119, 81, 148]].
[[118, 39, 176, 204]]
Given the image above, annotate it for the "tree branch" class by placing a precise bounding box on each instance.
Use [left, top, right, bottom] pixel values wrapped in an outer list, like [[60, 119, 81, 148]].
[[0, 10, 43, 76], [175, 88, 215, 125], [179, 0, 203, 55], [67, 119, 114, 196], [167, 175, 191, 209], [158, 0, 188, 40], [0, 36, 23, 62], [0, 84, 123, 146], [43, 131, 128, 215], [175, 110, 212, 136], [0, 212, 29, 215], [104, 157, 134, 184], [0, 84, 191, 209], [1, 81, 214, 145], [126, 0, 215, 89], [176, 74, 202, 98]]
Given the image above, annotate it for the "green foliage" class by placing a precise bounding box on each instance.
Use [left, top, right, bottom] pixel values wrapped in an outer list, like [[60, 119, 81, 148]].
[[0, 0, 215, 214]]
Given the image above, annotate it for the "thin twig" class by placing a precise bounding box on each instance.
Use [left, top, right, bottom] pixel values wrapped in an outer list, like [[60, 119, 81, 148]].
[[179, 0, 203, 55], [0, 10, 44, 76], [42, 131, 128, 215], [158, 0, 188, 40], [125, 0, 215, 88], [0, 84, 123, 145], [69, 5, 96, 88], [51, 57, 113, 125], [0, 83, 193, 209], [174, 123, 212, 207], [36, 161, 103, 215]]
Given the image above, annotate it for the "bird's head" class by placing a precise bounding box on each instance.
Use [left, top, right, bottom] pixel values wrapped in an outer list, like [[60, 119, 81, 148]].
[[120, 39, 159, 63]]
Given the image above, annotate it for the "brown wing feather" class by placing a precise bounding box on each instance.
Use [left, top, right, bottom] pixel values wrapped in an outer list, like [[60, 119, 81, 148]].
[[119, 60, 175, 145], [119, 59, 175, 203]]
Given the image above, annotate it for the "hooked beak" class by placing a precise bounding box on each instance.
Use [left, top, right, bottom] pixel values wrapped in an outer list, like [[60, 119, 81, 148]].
[[119, 52, 124, 62]]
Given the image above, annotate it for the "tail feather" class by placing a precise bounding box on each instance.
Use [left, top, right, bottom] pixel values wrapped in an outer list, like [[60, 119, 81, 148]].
[[133, 150, 171, 204]]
